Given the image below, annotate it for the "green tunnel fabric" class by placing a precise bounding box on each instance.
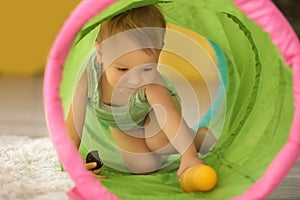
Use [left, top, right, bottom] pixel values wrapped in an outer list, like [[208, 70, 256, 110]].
[[60, 0, 294, 199]]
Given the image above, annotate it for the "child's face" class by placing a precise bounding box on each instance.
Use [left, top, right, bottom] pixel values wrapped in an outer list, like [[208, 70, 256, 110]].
[[101, 49, 159, 95]]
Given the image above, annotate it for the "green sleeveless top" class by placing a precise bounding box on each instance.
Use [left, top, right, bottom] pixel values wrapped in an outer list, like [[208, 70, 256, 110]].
[[86, 50, 177, 131]]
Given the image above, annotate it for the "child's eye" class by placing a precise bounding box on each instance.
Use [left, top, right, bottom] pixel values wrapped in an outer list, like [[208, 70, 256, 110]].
[[143, 65, 155, 71], [117, 68, 129, 72], [143, 67, 153, 72]]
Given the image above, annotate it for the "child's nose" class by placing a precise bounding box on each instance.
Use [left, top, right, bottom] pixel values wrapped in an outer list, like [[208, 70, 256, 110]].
[[128, 71, 143, 86]]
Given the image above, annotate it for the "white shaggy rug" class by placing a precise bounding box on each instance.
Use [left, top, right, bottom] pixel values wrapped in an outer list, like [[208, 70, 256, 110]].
[[0, 135, 73, 200]]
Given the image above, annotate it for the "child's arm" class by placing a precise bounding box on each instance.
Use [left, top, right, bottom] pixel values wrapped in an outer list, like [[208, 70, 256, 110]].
[[66, 70, 105, 176], [146, 81, 205, 177], [66, 71, 88, 149], [145, 82, 194, 154], [65, 70, 108, 177]]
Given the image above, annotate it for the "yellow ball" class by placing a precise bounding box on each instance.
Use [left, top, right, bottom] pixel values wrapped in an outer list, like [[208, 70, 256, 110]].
[[179, 165, 218, 192]]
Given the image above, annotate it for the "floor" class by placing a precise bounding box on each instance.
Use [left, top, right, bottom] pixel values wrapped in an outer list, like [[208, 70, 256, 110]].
[[0, 76, 299, 199], [0, 76, 48, 137]]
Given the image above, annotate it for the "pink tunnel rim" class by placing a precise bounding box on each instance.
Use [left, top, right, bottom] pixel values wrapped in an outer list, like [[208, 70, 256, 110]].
[[43, 0, 119, 199], [43, 0, 300, 199], [232, 0, 300, 199]]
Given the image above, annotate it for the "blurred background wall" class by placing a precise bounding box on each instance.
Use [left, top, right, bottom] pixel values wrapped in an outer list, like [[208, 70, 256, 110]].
[[0, 0, 80, 76], [0, 0, 298, 76], [272, 0, 300, 38]]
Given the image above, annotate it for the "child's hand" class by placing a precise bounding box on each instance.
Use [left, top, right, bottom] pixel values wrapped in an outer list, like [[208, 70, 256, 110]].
[[177, 155, 206, 179], [86, 162, 108, 179], [85, 151, 107, 178]]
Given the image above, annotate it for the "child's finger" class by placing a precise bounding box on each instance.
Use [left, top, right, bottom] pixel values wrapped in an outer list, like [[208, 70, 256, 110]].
[[86, 162, 97, 170], [93, 168, 102, 175], [94, 174, 108, 179]]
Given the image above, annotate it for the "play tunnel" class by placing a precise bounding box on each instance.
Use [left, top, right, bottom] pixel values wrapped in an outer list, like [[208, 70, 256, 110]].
[[43, 0, 300, 199]]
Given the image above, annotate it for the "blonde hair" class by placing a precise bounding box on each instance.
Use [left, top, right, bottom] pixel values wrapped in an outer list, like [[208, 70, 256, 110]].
[[96, 5, 166, 53]]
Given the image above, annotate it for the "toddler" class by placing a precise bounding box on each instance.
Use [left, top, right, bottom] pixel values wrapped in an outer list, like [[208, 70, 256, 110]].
[[66, 4, 216, 179]]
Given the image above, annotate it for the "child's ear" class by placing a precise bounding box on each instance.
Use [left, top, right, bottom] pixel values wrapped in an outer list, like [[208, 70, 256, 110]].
[[94, 42, 103, 63], [94, 41, 99, 48]]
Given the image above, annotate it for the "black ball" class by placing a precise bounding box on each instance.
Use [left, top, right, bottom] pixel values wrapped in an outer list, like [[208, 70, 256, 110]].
[[86, 150, 104, 170]]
